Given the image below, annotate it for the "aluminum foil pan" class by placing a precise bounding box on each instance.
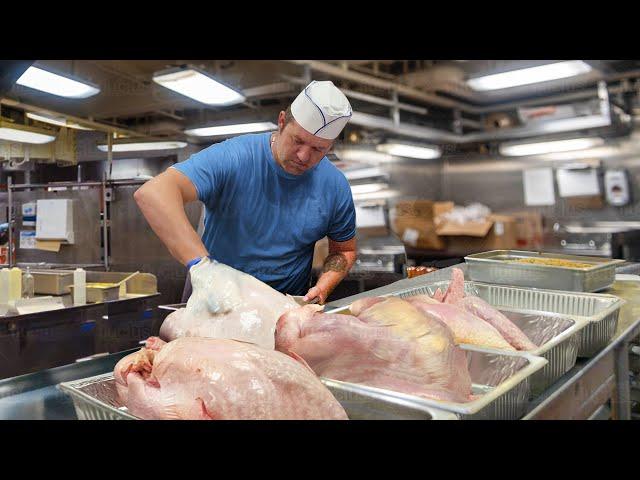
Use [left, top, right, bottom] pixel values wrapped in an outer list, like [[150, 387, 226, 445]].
[[320, 346, 546, 420], [58, 373, 457, 420], [380, 280, 625, 359], [326, 284, 588, 396]]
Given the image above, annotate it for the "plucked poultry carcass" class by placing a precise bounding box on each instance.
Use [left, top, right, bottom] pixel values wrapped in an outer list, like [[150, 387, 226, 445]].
[[404, 296, 516, 350], [159, 258, 298, 349], [406, 267, 536, 351], [114, 336, 348, 420], [455, 296, 537, 350], [275, 302, 473, 403]]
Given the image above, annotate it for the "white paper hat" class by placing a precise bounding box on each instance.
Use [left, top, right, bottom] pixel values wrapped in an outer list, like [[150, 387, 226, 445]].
[[290, 80, 352, 139]]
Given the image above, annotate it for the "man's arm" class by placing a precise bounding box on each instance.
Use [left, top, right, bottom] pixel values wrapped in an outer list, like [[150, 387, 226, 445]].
[[303, 237, 356, 304], [134, 168, 209, 266]]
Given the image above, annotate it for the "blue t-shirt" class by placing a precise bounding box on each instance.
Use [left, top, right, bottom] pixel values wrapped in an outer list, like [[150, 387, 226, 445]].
[[172, 132, 356, 295]]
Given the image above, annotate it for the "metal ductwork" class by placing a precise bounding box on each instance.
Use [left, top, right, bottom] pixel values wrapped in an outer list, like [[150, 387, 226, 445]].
[[348, 82, 613, 145]]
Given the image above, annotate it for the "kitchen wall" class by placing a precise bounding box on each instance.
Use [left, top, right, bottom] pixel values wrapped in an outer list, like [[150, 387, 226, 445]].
[[441, 131, 640, 224]]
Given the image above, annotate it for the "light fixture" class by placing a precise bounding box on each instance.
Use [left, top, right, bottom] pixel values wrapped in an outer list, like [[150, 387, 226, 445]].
[[97, 139, 188, 152], [0, 119, 56, 144], [184, 121, 276, 137], [376, 142, 441, 159], [467, 61, 592, 91], [344, 166, 386, 180], [27, 112, 94, 131], [153, 67, 245, 106], [499, 137, 605, 157], [350, 183, 388, 195], [335, 148, 394, 163], [352, 189, 400, 201], [16, 66, 100, 98]]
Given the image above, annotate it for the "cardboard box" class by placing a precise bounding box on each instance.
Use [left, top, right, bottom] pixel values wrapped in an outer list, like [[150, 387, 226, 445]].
[[391, 200, 451, 250], [393, 216, 447, 250], [443, 214, 518, 252]]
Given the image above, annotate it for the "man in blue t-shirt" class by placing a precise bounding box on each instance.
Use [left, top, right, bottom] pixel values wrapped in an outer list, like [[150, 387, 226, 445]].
[[134, 80, 356, 305]]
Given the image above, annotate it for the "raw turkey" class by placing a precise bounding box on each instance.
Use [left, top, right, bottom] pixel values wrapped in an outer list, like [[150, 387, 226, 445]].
[[456, 296, 537, 350], [275, 303, 472, 403], [405, 297, 516, 350], [114, 336, 348, 420], [159, 258, 298, 349], [434, 267, 536, 351], [348, 268, 522, 350]]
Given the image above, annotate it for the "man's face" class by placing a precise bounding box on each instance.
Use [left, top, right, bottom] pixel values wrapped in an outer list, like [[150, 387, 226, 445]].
[[273, 111, 334, 175]]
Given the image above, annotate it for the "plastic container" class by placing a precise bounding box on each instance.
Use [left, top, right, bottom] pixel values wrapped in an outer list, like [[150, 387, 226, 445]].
[[0, 268, 10, 304], [9, 267, 22, 301], [22, 267, 35, 299], [73, 268, 86, 306]]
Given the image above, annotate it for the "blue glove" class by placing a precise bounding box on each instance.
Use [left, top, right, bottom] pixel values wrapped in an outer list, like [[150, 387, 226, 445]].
[[186, 257, 203, 270], [187, 256, 214, 270]]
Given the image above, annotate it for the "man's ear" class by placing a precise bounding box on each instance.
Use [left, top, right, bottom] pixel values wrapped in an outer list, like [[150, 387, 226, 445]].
[[277, 111, 286, 133]]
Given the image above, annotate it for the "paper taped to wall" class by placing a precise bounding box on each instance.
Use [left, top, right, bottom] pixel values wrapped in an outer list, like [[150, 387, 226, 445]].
[[523, 168, 556, 206], [35, 240, 62, 252]]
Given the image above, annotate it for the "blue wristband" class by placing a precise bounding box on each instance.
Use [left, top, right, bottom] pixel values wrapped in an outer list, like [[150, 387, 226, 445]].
[[186, 257, 202, 270]]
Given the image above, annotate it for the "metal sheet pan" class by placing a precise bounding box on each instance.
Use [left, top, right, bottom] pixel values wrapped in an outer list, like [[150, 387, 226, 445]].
[[464, 250, 625, 292], [58, 372, 458, 420]]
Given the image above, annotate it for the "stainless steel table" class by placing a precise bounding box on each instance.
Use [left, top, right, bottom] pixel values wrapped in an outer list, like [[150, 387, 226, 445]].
[[0, 262, 637, 420]]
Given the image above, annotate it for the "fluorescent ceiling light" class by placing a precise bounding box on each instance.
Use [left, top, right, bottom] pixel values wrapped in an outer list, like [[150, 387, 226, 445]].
[[27, 112, 94, 131], [500, 137, 605, 157], [352, 189, 400, 201], [0, 120, 56, 144], [153, 67, 245, 106], [467, 61, 592, 91], [97, 140, 188, 152], [185, 121, 276, 137], [335, 148, 394, 163], [344, 167, 386, 180], [16, 66, 100, 98], [376, 142, 441, 159], [350, 183, 388, 195]]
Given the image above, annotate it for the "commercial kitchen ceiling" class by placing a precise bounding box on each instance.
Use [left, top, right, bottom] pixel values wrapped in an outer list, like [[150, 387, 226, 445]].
[[2, 59, 639, 144]]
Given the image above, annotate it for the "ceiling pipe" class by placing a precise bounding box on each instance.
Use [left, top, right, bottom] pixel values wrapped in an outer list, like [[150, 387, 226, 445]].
[[289, 60, 640, 116], [287, 60, 467, 111], [280, 74, 428, 115], [348, 82, 612, 145], [0, 98, 146, 137]]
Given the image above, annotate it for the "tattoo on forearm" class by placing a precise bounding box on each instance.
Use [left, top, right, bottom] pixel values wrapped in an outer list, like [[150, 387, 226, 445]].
[[322, 253, 348, 273]]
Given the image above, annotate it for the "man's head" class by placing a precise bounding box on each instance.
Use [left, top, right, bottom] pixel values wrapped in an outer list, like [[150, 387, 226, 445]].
[[272, 81, 352, 176]]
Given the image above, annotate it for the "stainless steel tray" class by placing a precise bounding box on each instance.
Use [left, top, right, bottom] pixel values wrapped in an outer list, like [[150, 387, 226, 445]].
[[31, 270, 74, 295], [465, 250, 625, 292], [388, 281, 625, 359], [319, 346, 547, 420], [58, 372, 458, 420]]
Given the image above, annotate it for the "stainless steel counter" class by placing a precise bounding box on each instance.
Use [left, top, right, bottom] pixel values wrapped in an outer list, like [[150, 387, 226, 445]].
[[0, 293, 162, 380], [0, 348, 135, 419]]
